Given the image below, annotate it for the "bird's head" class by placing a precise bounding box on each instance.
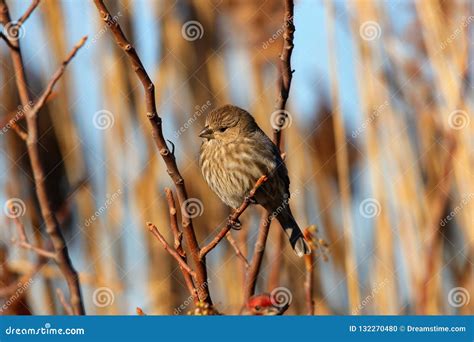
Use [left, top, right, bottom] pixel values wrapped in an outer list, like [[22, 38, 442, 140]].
[[199, 105, 257, 143], [245, 293, 290, 315]]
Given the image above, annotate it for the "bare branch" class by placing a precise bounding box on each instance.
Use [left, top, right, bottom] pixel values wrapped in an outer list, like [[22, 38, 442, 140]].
[[273, 0, 295, 150], [244, 215, 272, 302], [0, 0, 87, 315], [164, 188, 183, 255], [226, 232, 249, 268], [244, 0, 297, 303], [164, 188, 198, 302], [17, 0, 40, 25], [56, 288, 73, 315], [200, 175, 268, 259], [92, 0, 211, 304], [303, 228, 315, 315], [9, 121, 28, 140], [147, 223, 197, 279], [30, 36, 87, 117]]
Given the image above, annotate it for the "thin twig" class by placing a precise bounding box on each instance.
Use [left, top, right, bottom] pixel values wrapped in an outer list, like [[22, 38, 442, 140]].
[[164, 188, 183, 255], [17, 0, 40, 25], [226, 232, 249, 268], [93, 0, 211, 304], [303, 228, 315, 315], [243, 214, 272, 302], [56, 288, 73, 315], [9, 121, 28, 140], [164, 188, 198, 302], [147, 223, 197, 279], [244, 0, 297, 304], [14, 240, 56, 259], [273, 0, 295, 150], [30, 36, 87, 116], [199, 175, 268, 259], [0, 92, 57, 131], [0, 0, 87, 315]]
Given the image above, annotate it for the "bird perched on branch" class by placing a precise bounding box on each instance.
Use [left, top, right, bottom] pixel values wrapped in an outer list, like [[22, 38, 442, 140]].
[[199, 105, 310, 257]]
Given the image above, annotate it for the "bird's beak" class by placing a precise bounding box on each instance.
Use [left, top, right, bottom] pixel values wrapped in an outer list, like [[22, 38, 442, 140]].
[[199, 126, 214, 139]]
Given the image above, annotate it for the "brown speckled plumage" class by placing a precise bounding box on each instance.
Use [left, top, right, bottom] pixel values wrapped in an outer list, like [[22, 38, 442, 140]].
[[199, 105, 310, 256]]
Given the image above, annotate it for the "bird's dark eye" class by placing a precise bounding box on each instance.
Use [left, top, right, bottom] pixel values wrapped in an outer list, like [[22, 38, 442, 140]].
[[218, 127, 227, 133], [255, 305, 261, 311]]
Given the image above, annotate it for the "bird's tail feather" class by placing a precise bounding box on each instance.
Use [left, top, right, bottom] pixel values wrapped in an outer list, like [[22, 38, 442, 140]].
[[275, 209, 311, 257]]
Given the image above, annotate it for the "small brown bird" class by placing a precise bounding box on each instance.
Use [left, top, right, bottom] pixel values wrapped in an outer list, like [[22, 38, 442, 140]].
[[199, 105, 310, 257]]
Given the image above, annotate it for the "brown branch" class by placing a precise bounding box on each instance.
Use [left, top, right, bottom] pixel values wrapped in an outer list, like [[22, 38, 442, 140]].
[[147, 223, 197, 279], [243, 214, 272, 302], [303, 228, 315, 315], [273, 0, 295, 150], [17, 0, 40, 25], [0, 92, 57, 131], [244, 0, 297, 304], [9, 121, 28, 140], [226, 232, 249, 268], [30, 36, 87, 115], [164, 188, 198, 303], [12, 214, 55, 259], [56, 288, 73, 315], [199, 175, 268, 259], [0, 0, 86, 315], [164, 188, 184, 255], [13, 239, 56, 259], [92, 0, 211, 304]]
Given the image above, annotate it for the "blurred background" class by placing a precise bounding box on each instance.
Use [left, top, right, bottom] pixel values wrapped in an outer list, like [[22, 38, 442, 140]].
[[0, 0, 472, 315]]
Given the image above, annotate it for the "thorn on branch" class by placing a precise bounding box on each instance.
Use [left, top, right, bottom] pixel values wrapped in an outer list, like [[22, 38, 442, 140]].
[[166, 139, 175, 155]]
